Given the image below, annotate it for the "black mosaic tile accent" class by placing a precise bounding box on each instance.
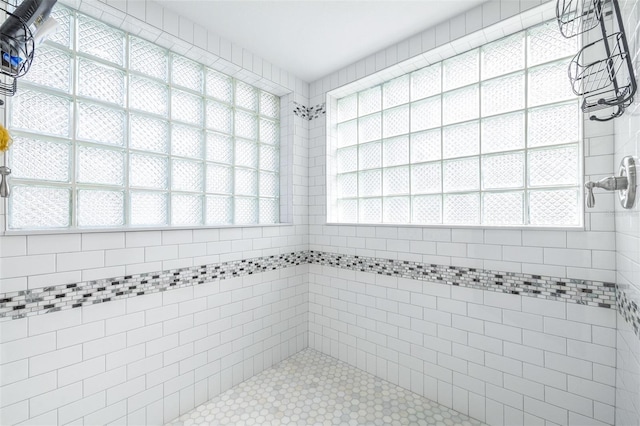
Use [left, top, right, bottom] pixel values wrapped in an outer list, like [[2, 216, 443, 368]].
[[0, 249, 622, 323], [307, 251, 617, 309], [617, 283, 640, 338], [293, 102, 326, 121], [0, 252, 309, 321]]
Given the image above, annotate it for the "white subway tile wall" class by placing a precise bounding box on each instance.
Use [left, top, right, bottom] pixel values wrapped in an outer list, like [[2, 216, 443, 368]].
[[615, 0, 640, 424]]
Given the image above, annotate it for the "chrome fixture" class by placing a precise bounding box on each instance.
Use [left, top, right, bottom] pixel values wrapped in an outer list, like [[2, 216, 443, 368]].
[[0, 165, 10, 198], [585, 155, 636, 208]]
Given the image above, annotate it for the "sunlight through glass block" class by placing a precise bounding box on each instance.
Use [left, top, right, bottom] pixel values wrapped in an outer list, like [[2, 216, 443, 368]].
[[412, 64, 441, 101], [443, 85, 479, 125], [359, 86, 382, 116], [260, 145, 279, 171], [206, 196, 232, 224], [78, 102, 125, 146], [260, 119, 279, 144], [206, 69, 234, 103], [481, 73, 525, 116], [130, 153, 168, 190], [9, 186, 70, 229], [528, 101, 581, 148], [528, 59, 575, 107], [235, 197, 258, 224], [172, 89, 204, 126], [130, 114, 169, 153], [443, 158, 479, 192], [529, 189, 579, 226], [443, 121, 479, 159], [411, 130, 441, 163], [172, 194, 203, 226], [23, 45, 71, 92], [481, 112, 525, 154], [383, 105, 410, 138], [260, 91, 280, 118], [77, 190, 124, 227], [259, 198, 279, 223], [337, 93, 358, 123], [10, 137, 70, 182], [481, 32, 525, 80], [338, 199, 358, 223], [171, 125, 203, 159], [338, 119, 358, 147], [383, 75, 410, 109], [383, 197, 410, 223], [383, 167, 409, 196], [236, 81, 258, 111], [359, 170, 382, 197], [77, 145, 124, 186], [528, 144, 579, 187], [359, 198, 382, 223], [206, 164, 232, 194], [78, 59, 125, 106], [411, 96, 441, 132], [444, 193, 480, 225], [235, 168, 258, 196], [130, 36, 168, 81], [411, 163, 442, 194], [359, 113, 382, 143], [235, 110, 258, 140], [443, 49, 479, 91], [337, 173, 358, 198], [260, 172, 279, 197], [337, 146, 358, 173], [482, 152, 525, 189], [78, 14, 124, 65], [172, 55, 203, 92], [172, 159, 204, 192], [482, 192, 524, 225], [130, 75, 169, 117], [130, 192, 168, 226], [412, 195, 442, 224], [383, 136, 409, 167], [206, 101, 233, 134], [359, 142, 382, 170], [206, 132, 234, 165], [10, 90, 70, 137], [235, 139, 258, 169], [527, 21, 578, 67], [48, 6, 72, 48]]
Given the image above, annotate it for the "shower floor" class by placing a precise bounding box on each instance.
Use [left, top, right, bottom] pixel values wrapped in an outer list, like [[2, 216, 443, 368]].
[[166, 348, 484, 426]]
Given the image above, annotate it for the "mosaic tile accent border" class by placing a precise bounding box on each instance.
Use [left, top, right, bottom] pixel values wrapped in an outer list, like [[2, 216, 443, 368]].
[[307, 251, 616, 309], [293, 102, 326, 121], [0, 252, 309, 321], [0, 249, 622, 322], [617, 284, 640, 338]]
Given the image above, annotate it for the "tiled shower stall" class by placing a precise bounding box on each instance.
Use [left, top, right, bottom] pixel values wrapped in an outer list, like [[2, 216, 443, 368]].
[[0, 0, 638, 425]]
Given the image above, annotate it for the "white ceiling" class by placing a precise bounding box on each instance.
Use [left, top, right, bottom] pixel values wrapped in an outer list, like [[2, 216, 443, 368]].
[[156, 1, 488, 83]]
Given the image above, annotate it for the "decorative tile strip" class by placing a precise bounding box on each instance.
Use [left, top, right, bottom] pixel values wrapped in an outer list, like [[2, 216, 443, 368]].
[[0, 249, 621, 322], [0, 252, 309, 321], [293, 102, 326, 121], [617, 284, 640, 338], [307, 251, 617, 309]]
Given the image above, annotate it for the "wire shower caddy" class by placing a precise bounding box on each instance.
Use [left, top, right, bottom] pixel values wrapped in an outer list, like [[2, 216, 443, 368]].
[[556, 0, 637, 121], [0, 0, 36, 102]]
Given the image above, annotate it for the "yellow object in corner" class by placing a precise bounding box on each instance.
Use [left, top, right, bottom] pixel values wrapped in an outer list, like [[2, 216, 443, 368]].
[[0, 124, 12, 153]]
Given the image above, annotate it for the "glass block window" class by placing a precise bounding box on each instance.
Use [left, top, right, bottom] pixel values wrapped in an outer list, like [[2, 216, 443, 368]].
[[7, 6, 280, 230], [331, 20, 581, 227]]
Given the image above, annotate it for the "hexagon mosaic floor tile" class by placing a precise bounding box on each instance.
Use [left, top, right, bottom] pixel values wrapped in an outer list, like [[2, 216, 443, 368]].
[[166, 348, 485, 426]]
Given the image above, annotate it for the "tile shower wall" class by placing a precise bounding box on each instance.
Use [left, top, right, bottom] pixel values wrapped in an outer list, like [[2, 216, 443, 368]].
[[614, 0, 640, 424], [307, 1, 620, 425], [0, 0, 311, 425]]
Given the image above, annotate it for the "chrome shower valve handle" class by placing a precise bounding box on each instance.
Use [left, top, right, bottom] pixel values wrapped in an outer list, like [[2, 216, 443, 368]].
[[584, 156, 637, 209]]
